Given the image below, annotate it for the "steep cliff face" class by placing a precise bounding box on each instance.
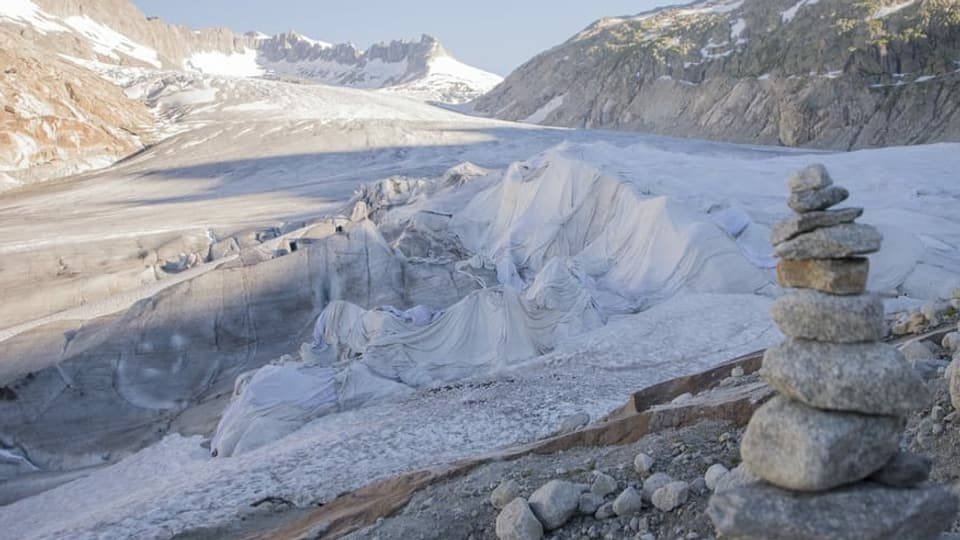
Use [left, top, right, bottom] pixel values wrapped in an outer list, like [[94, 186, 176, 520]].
[[0, 26, 154, 186], [473, 0, 960, 149]]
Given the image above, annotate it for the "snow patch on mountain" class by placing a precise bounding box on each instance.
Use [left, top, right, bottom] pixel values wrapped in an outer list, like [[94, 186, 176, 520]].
[[0, 0, 67, 34], [522, 95, 565, 124], [781, 0, 822, 23], [61, 15, 160, 67], [184, 49, 264, 77], [873, 0, 916, 18]]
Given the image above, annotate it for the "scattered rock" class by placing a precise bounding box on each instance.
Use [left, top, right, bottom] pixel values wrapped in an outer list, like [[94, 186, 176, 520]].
[[775, 257, 868, 295], [740, 396, 902, 491], [761, 339, 929, 416], [900, 340, 937, 363], [556, 412, 590, 434], [951, 359, 960, 411], [922, 300, 951, 327], [714, 465, 760, 493], [770, 290, 884, 343], [633, 453, 655, 477], [578, 493, 604, 516], [943, 332, 960, 353], [496, 498, 544, 540], [869, 451, 932, 488], [787, 185, 849, 213], [907, 312, 929, 334], [528, 480, 580, 530], [770, 207, 862, 245], [612, 487, 644, 517], [590, 472, 618, 497], [708, 482, 958, 540], [594, 502, 616, 520], [787, 164, 833, 193], [651, 481, 689, 512], [704, 464, 730, 491], [641, 472, 674, 501], [773, 223, 881, 260], [491, 479, 521, 510]]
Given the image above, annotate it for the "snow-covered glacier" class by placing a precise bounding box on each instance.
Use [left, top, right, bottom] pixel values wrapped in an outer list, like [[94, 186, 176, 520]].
[[1, 66, 960, 540]]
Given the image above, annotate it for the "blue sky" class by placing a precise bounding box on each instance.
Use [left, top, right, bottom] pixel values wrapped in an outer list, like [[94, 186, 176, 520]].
[[132, 1, 671, 75]]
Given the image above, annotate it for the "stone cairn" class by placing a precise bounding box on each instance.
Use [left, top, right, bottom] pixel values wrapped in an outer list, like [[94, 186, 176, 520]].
[[707, 164, 958, 539]]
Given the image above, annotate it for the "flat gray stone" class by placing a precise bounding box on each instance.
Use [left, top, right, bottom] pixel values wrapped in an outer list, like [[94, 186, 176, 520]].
[[528, 480, 580, 530], [741, 396, 902, 491], [770, 290, 885, 343], [708, 482, 958, 540], [774, 223, 882, 259], [761, 339, 930, 415], [788, 164, 833, 193], [770, 207, 862, 245], [787, 185, 849, 213], [496, 498, 544, 540], [869, 451, 932, 488]]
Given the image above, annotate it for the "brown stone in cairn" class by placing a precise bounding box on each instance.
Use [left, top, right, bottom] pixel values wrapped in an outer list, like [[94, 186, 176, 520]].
[[776, 258, 868, 295]]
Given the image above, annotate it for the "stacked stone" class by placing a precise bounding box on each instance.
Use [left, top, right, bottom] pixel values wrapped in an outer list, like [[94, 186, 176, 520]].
[[708, 164, 958, 540]]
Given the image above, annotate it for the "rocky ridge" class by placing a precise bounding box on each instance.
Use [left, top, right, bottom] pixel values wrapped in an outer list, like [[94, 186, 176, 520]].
[[473, 0, 960, 149]]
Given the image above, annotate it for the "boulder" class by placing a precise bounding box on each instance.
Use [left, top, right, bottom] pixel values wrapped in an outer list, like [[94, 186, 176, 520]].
[[651, 481, 689, 512], [590, 472, 618, 497], [770, 207, 862, 245], [787, 185, 849, 213], [740, 396, 902, 491], [705, 463, 730, 491], [496, 498, 544, 540], [594, 502, 616, 520], [951, 358, 960, 411], [528, 480, 580, 530], [787, 164, 833, 193], [708, 482, 958, 540], [922, 300, 951, 327], [612, 487, 644, 516], [943, 332, 960, 353], [641, 472, 673, 501], [491, 479, 521, 510], [770, 291, 884, 343], [869, 451, 932, 488], [714, 464, 760, 493], [633, 452, 655, 477], [578, 493, 604, 515], [761, 339, 929, 416], [773, 223, 881, 260], [775, 258, 868, 295]]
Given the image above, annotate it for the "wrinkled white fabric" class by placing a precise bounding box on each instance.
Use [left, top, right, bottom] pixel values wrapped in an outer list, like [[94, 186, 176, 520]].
[[211, 363, 338, 457]]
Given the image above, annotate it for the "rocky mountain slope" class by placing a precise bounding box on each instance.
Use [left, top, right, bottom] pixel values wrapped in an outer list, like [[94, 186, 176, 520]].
[[0, 0, 500, 182], [473, 0, 960, 150]]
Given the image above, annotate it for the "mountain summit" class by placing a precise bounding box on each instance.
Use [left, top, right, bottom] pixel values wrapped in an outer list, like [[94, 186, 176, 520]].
[[473, 0, 960, 149], [1, 0, 500, 104]]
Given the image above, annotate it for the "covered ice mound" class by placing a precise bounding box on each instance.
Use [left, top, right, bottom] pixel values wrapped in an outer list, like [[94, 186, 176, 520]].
[[210, 258, 603, 455], [361, 257, 605, 387], [451, 152, 769, 309]]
